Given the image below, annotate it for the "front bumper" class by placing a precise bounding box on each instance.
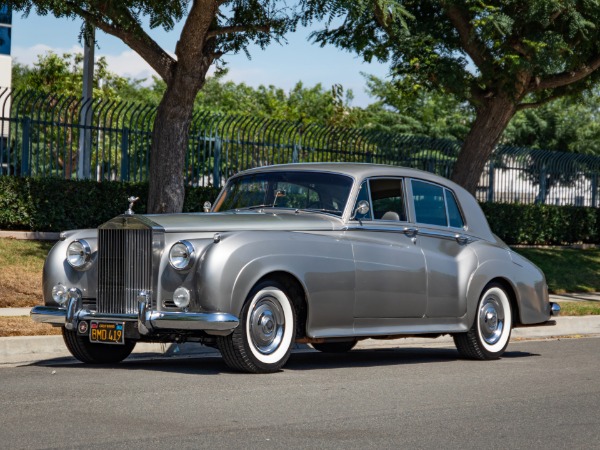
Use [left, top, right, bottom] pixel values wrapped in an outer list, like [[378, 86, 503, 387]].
[[31, 297, 239, 336]]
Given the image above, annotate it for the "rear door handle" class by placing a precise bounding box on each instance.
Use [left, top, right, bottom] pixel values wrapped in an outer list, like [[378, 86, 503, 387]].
[[403, 227, 418, 238], [455, 234, 469, 245]]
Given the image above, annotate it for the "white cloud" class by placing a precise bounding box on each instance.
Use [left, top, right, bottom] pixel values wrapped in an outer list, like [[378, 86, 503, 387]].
[[100, 50, 157, 82], [12, 44, 83, 66], [12, 44, 160, 83]]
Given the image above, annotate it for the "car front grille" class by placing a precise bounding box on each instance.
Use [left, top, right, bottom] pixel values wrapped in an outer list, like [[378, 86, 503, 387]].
[[97, 227, 153, 314]]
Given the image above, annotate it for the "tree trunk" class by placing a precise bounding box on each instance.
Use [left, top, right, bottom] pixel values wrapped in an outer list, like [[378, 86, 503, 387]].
[[147, 67, 207, 214], [451, 94, 517, 196]]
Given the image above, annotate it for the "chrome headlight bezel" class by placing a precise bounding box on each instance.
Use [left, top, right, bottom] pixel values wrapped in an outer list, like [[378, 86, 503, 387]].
[[66, 240, 92, 270], [169, 240, 195, 271]]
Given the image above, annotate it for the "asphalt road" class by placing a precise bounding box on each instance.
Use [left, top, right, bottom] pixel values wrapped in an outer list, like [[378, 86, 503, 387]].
[[1, 337, 599, 449]]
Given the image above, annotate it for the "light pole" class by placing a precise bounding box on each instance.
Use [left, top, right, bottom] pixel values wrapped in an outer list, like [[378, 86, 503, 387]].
[[77, 23, 94, 180]]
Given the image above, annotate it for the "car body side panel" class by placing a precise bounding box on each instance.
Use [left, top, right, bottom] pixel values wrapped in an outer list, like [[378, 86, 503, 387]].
[[415, 226, 479, 318], [344, 229, 428, 318], [197, 230, 357, 337]]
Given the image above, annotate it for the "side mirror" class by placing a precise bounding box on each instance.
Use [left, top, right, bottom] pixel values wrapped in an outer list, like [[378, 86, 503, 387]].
[[351, 200, 370, 224], [203, 201, 212, 213]]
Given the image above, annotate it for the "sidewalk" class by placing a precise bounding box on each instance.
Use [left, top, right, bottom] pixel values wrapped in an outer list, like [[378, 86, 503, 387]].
[[2, 296, 599, 366]]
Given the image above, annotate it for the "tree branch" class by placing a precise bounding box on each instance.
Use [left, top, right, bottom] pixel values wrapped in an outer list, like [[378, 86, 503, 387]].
[[206, 25, 270, 39], [443, 3, 489, 71], [533, 55, 600, 90], [65, 2, 175, 82], [516, 93, 564, 111]]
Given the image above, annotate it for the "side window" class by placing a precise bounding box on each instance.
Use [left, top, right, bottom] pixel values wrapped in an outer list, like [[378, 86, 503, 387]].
[[370, 178, 407, 221], [445, 189, 465, 228], [411, 180, 447, 226]]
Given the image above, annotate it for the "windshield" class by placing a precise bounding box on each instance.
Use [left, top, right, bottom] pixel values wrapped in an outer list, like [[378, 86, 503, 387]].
[[214, 171, 354, 217]]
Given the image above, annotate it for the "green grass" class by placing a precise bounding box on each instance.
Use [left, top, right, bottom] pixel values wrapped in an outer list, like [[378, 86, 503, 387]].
[[513, 248, 600, 294], [556, 301, 600, 316]]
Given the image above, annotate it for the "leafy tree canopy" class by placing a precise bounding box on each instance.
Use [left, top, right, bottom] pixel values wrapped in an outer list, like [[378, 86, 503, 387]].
[[301, 0, 600, 193]]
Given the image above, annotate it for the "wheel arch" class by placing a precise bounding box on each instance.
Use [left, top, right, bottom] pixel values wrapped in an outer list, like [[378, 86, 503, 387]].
[[485, 277, 520, 326], [238, 270, 309, 339]]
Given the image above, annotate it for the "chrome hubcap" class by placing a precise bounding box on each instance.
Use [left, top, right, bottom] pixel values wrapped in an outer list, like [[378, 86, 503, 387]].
[[479, 296, 504, 345], [249, 297, 285, 355]]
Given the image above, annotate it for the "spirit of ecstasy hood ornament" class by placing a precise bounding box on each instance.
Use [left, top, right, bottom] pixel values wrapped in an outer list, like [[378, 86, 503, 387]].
[[125, 196, 139, 215]]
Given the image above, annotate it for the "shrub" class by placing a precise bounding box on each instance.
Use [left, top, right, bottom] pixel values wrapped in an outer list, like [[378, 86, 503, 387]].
[[480, 203, 598, 245], [0, 177, 219, 232]]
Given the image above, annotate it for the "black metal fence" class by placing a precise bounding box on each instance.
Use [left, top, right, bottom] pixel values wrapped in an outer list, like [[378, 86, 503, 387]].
[[1, 88, 599, 207]]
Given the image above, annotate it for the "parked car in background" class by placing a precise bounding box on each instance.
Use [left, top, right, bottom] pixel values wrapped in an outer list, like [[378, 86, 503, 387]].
[[32, 163, 560, 373]]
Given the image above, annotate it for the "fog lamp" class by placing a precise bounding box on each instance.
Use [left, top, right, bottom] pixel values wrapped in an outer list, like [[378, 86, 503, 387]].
[[52, 283, 69, 306], [173, 287, 191, 308]]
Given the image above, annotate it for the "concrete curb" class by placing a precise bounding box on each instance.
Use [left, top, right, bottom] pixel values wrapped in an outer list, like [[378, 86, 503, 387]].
[[0, 231, 60, 241], [2, 316, 599, 366]]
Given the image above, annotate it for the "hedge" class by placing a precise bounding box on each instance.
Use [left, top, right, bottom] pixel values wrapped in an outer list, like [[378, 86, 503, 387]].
[[0, 176, 598, 244], [0, 177, 219, 232], [480, 203, 599, 245]]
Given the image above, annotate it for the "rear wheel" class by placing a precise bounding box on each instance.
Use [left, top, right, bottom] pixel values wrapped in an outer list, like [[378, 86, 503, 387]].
[[62, 328, 136, 364], [454, 283, 513, 360], [218, 280, 296, 373], [312, 340, 357, 353]]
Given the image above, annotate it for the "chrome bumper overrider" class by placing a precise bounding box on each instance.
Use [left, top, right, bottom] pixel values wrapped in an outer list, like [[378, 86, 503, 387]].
[[31, 298, 239, 335]]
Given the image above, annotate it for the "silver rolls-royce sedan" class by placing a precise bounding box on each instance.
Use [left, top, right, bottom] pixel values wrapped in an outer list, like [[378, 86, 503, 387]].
[[32, 163, 559, 373]]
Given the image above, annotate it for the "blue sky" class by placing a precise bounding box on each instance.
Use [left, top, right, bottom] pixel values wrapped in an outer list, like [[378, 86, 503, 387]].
[[10, 10, 390, 107]]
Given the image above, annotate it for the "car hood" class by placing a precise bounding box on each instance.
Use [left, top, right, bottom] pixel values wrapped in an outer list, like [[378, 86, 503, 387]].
[[136, 210, 345, 233]]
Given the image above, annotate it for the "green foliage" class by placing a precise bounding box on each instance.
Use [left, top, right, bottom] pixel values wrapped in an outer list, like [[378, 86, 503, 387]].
[[0, 177, 219, 232], [503, 88, 600, 155], [12, 52, 135, 101], [515, 248, 600, 294], [481, 202, 599, 245]]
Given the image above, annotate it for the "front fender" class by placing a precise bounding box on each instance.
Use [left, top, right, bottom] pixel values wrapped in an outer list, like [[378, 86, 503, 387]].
[[197, 231, 355, 336]]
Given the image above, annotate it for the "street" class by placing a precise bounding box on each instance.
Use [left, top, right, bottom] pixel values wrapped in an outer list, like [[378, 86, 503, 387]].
[[1, 337, 599, 449]]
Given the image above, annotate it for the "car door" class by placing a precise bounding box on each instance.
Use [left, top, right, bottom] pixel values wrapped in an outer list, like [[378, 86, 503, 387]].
[[346, 178, 428, 318], [408, 179, 478, 318]]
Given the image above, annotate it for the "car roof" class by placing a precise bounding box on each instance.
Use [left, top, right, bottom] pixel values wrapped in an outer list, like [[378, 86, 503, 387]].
[[233, 163, 496, 242]]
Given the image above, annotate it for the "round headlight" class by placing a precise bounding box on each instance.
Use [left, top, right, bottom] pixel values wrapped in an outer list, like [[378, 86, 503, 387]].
[[169, 241, 195, 270], [52, 283, 68, 306], [173, 287, 191, 308], [66, 240, 92, 269]]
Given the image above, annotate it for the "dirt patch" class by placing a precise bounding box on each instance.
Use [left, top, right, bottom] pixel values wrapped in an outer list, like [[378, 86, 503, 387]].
[[0, 316, 61, 337]]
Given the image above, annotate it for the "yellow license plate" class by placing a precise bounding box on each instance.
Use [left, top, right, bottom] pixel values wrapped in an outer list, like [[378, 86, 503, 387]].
[[89, 321, 125, 345]]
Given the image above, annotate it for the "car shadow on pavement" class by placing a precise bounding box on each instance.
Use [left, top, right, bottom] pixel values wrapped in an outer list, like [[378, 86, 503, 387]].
[[27, 347, 538, 375]]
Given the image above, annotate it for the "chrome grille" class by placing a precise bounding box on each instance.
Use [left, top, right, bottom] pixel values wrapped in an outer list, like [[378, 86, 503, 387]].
[[97, 228, 152, 314]]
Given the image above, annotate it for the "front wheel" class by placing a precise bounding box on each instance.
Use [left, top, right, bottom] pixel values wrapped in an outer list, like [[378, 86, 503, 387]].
[[454, 283, 513, 360], [62, 328, 136, 364], [218, 280, 296, 373]]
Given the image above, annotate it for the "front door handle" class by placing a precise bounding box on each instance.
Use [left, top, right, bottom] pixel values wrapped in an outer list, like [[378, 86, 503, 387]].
[[403, 227, 418, 238]]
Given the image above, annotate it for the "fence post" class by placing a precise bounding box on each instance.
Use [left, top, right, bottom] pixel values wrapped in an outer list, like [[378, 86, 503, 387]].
[[592, 174, 598, 208], [487, 162, 495, 202], [292, 143, 299, 163], [120, 128, 130, 182], [537, 166, 547, 204], [20, 117, 30, 177], [213, 135, 221, 187]]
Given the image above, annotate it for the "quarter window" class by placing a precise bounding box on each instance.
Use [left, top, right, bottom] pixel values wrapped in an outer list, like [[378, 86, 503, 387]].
[[445, 190, 465, 228]]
